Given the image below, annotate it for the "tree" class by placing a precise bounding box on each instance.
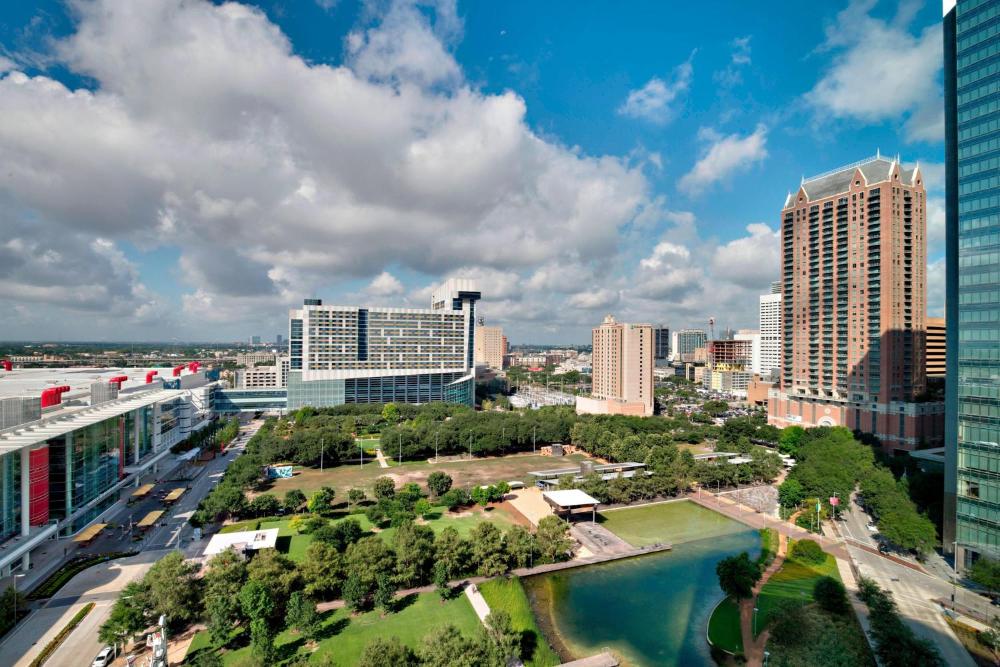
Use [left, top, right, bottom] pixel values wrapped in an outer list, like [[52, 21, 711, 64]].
[[483, 610, 521, 665], [249, 493, 280, 517], [203, 548, 248, 646], [247, 549, 300, 615], [286, 591, 321, 642], [433, 561, 452, 601], [715, 552, 761, 601], [144, 550, 202, 629], [414, 498, 433, 519], [373, 476, 396, 500], [420, 624, 488, 667], [813, 576, 848, 614], [346, 536, 397, 595], [536, 515, 572, 563], [348, 487, 366, 509], [343, 573, 367, 612], [314, 517, 365, 552], [299, 541, 345, 599], [779, 425, 806, 457], [768, 599, 809, 646], [969, 557, 1000, 595], [470, 522, 508, 577], [394, 522, 436, 586], [506, 525, 535, 569], [100, 581, 148, 654], [440, 488, 468, 511], [284, 489, 307, 513], [239, 580, 276, 663], [435, 526, 471, 579], [778, 478, 805, 509], [427, 471, 453, 498], [358, 637, 419, 667], [308, 486, 336, 513], [381, 403, 400, 424], [375, 573, 396, 615]]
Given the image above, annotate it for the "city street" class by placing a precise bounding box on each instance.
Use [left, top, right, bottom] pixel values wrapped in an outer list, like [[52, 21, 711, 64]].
[[0, 419, 259, 667]]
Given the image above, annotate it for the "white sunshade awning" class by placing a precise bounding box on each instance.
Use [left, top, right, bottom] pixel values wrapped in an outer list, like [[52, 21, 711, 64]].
[[542, 489, 600, 508]]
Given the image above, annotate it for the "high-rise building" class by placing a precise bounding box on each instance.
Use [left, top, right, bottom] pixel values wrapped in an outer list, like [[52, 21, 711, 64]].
[[706, 337, 755, 397], [576, 315, 653, 416], [474, 325, 507, 369], [653, 326, 671, 360], [275, 333, 284, 348], [760, 287, 782, 380], [944, 0, 1000, 565], [674, 329, 708, 361], [733, 329, 761, 375], [768, 154, 943, 451], [251, 335, 261, 346], [925, 317, 945, 379], [286, 279, 480, 409]]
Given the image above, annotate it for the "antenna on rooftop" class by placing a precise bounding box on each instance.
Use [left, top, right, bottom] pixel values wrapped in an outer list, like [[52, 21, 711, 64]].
[[709, 317, 716, 340]]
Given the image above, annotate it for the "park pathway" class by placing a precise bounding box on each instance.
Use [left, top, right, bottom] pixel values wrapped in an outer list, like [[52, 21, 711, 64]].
[[373, 448, 389, 469], [739, 532, 787, 667]]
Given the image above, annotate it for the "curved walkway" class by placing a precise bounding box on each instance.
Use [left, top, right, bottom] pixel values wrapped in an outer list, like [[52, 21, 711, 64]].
[[739, 533, 787, 667]]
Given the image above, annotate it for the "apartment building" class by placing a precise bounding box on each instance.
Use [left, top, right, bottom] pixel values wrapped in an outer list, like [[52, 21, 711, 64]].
[[577, 315, 653, 416]]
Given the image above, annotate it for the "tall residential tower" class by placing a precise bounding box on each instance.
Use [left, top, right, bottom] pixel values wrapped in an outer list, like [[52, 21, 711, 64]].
[[768, 154, 943, 451], [576, 315, 653, 416], [945, 0, 1000, 566]]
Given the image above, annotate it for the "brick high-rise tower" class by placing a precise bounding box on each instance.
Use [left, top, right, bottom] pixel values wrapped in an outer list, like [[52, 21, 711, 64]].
[[768, 154, 943, 452]]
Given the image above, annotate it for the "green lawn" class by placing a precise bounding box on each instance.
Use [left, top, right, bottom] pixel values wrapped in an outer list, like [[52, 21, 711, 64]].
[[478, 577, 561, 667], [707, 596, 743, 655], [598, 500, 748, 547], [755, 542, 840, 636], [188, 591, 482, 665]]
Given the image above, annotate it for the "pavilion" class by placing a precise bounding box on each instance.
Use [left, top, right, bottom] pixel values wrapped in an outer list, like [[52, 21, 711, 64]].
[[542, 489, 600, 522]]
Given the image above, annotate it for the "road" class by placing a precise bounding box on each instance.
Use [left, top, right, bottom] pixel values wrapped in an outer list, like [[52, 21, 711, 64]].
[[0, 420, 260, 667]]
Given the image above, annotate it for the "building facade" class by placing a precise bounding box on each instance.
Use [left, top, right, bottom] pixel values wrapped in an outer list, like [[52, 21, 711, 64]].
[[236, 352, 277, 368], [673, 329, 708, 361], [654, 326, 671, 360], [768, 154, 943, 452], [474, 325, 508, 370], [945, 0, 1000, 566], [926, 317, 946, 379], [760, 286, 783, 380], [577, 315, 653, 416], [285, 279, 480, 410], [235, 357, 290, 389]]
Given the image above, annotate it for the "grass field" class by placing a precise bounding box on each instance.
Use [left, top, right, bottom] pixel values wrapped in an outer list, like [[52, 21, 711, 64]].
[[187, 591, 482, 665], [264, 453, 587, 498], [478, 577, 561, 667], [707, 596, 743, 655], [755, 542, 840, 635], [598, 500, 748, 547]]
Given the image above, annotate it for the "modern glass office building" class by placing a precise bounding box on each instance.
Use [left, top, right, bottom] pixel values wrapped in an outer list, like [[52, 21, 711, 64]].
[[285, 279, 481, 410], [945, 0, 1000, 566]]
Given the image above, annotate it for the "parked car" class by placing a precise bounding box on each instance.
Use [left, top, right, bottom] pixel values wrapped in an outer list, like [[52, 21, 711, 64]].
[[92, 647, 114, 667]]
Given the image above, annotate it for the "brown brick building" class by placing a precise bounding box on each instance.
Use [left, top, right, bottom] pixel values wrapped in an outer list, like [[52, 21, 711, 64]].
[[768, 154, 944, 452]]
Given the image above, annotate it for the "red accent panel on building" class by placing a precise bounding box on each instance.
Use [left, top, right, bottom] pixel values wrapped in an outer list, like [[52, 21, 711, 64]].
[[109, 375, 129, 387], [29, 447, 50, 526], [1, 360, 11, 371], [146, 370, 159, 384], [40, 385, 70, 408], [119, 417, 126, 479], [172, 364, 185, 377], [187, 362, 200, 372]]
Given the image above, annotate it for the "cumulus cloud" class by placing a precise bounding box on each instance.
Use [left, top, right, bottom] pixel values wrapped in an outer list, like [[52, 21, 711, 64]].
[[0, 0, 649, 339], [678, 125, 768, 196], [805, 0, 942, 143], [366, 271, 405, 296], [711, 223, 780, 285], [568, 289, 621, 310], [618, 56, 693, 124]]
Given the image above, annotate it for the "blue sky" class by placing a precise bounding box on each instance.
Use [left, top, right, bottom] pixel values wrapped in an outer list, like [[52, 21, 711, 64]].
[[0, 0, 946, 343]]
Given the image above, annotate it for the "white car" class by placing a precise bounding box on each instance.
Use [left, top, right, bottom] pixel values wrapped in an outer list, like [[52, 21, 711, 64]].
[[92, 647, 114, 667], [866, 522, 878, 533]]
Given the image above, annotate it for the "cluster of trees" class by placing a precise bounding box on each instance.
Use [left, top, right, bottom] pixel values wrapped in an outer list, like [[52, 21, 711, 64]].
[[354, 612, 526, 667], [170, 417, 240, 454], [857, 577, 943, 666], [0, 586, 23, 637], [776, 427, 937, 553]]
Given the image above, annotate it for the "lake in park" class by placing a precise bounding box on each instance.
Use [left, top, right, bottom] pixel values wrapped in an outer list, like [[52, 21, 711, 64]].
[[524, 501, 759, 666]]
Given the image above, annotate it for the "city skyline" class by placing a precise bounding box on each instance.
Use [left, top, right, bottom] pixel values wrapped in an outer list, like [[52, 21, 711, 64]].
[[0, 0, 946, 343]]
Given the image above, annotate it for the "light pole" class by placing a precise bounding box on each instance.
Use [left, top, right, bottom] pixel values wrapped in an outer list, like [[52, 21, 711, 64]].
[[533, 425, 536, 454], [764, 651, 770, 667], [952, 540, 959, 603], [398, 433, 402, 466], [753, 606, 759, 636], [11, 572, 25, 624], [469, 433, 473, 459], [435, 431, 439, 463], [320, 437, 325, 472]]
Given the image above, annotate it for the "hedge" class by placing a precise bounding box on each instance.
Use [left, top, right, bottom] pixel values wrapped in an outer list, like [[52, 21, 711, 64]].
[[29, 602, 95, 667]]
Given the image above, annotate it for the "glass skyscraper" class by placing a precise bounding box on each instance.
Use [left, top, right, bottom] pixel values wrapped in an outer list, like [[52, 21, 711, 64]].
[[945, 0, 1000, 566]]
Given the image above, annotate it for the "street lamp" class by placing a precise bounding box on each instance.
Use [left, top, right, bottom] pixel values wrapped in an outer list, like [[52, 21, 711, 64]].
[[764, 651, 770, 667], [753, 606, 759, 636]]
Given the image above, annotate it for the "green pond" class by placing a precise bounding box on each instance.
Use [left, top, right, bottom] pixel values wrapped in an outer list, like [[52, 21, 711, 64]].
[[525, 501, 759, 666]]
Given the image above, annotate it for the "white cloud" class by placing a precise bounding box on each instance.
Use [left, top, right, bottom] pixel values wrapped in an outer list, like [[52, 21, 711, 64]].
[[0, 0, 650, 339], [366, 271, 405, 296], [806, 0, 942, 143], [617, 57, 693, 124], [926, 196, 945, 258], [711, 223, 780, 285], [568, 289, 621, 310], [714, 36, 751, 87], [927, 257, 945, 318], [678, 125, 768, 196]]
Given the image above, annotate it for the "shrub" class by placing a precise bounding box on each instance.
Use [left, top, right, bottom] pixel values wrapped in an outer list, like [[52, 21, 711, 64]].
[[813, 576, 849, 614], [791, 539, 826, 565]]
